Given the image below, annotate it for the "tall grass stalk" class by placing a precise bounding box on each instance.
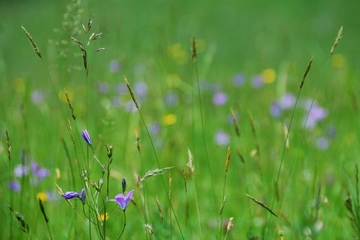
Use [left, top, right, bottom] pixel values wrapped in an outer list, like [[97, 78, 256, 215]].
[[191, 36, 217, 207], [270, 26, 343, 237], [124, 77, 184, 239]]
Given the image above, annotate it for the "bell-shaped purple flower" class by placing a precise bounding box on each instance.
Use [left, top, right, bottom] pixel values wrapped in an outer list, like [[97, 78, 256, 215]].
[[63, 191, 80, 200], [81, 130, 92, 145], [109, 190, 134, 211]]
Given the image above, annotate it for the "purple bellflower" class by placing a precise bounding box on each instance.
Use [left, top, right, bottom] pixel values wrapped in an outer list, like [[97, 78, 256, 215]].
[[64, 188, 86, 205], [81, 130, 92, 145], [109, 190, 134, 211]]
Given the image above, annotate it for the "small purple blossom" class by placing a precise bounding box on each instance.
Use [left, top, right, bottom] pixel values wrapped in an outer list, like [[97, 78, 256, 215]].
[[164, 92, 179, 107], [97, 82, 109, 94], [134, 81, 148, 98], [278, 93, 296, 110], [8, 180, 21, 192], [109, 60, 121, 73], [149, 122, 160, 135], [251, 75, 264, 88], [81, 130, 92, 145], [270, 101, 282, 117], [31, 161, 50, 179], [14, 164, 29, 177], [215, 130, 230, 146], [116, 83, 128, 94], [63, 191, 80, 200], [125, 101, 138, 112], [233, 73, 245, 87], [304, 106, 328, 129], [31, 90, 45, 104], [109, 190, 135, 211], [213, 92, 228, 106], [317, 137, 329, 150]]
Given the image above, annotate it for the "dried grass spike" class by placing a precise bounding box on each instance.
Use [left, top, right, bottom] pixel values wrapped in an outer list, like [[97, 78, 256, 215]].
[[9, 206, 29, 233], [6, 130, 11, 161], [21, 26, 42, 59], [219, 195, 226, 215], [330, 26, 343, 56], [225, 146, 231, 173], [300, 56, 314, 89], [191, 36, 197, 62], [226, 217, 234, 232], [124, 76, 140, 110], [138, 166, 174, 183], [246, 194, 278, 217], [65, 92, 76, 120], [230, 109, 240, 137], [39, 198, 49, 223], [144, 224, 154, 235], [156, 196, 164, 225]]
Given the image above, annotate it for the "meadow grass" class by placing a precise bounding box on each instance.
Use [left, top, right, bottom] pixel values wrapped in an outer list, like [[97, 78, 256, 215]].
[[1, 0, 360, 239]]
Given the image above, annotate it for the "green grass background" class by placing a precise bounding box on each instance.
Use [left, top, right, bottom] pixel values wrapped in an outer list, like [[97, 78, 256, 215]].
[[1, 0, 360, 239]]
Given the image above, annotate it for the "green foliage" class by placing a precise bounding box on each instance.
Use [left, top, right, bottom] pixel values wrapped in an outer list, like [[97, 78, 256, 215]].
[[0, 0, 359, 239]]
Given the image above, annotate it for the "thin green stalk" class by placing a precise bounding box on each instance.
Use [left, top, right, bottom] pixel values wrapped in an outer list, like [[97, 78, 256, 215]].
[[124, 77, 184, 239], [117, 211, 127, 240]]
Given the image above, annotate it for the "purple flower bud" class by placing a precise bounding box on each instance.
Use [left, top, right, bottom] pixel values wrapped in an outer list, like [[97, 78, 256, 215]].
[[122, 179, 127, 193], [8, 180, 21, 192], [63, 191, 80, 200], [80, 188, 86, 204], [81, 130, 92, 145]]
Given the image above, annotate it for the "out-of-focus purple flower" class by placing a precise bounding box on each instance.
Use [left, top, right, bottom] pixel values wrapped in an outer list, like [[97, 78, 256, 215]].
[[304, 106, 328, 129], [63, 191, 80, 200], [278, 93, 296, 110], [327, 125, 337, 138], [109, 189, 135, 211], [80, 188, 86, 204], [134, 81, 148, 100], [116, 83, 128, 94], [270, 101, 282, 117], [149, 122, 160, 135], [317, 137, 329, 150], [81, 130, 92, 145], [31, 161, 50, 179], [31, 90, 45, 105], [14, 164, 29, 177], [233, 73, 245, 87], [199, 79, 212, 91], [8, 180, 21, 192], [125, 101, 138, 112], [111, 97, 122, 108], [109, 60, 121, 73], [215, 130, 230, 146], [251, 75, 264, 88], [164, 92, 179, 107], [213, 92, 228, 106], [97, 82, 109, 94]]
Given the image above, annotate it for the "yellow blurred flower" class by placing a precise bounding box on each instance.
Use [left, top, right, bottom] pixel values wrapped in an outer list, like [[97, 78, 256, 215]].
[[162, 114, 177, 126], [167, 43, 188, 65], [98, 213, 109, 222], [59, 88, 74, 103], [331, 54, 346, 68], [261, 68, 276, 84], [37, 192, 48, 202], [13, 78, 26, 93]]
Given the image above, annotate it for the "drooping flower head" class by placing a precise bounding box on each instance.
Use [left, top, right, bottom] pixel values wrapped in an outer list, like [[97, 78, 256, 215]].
[[109, 190, 134, 211], [81, 130, 92, 146], [63, 191, 80, 200]]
